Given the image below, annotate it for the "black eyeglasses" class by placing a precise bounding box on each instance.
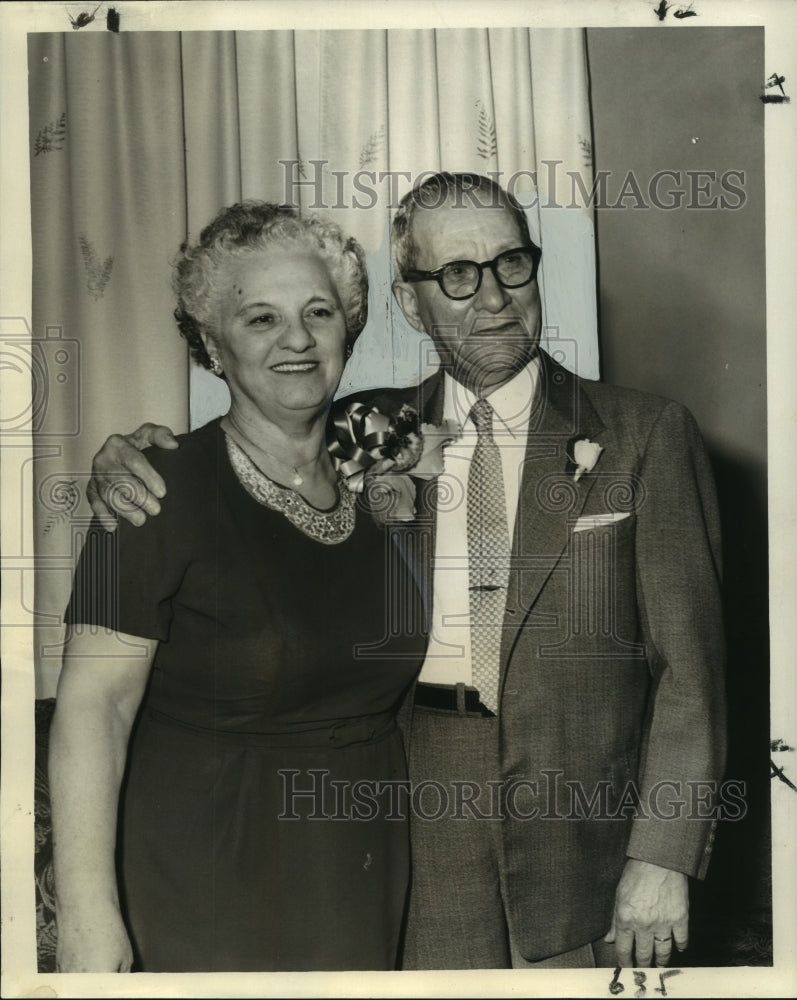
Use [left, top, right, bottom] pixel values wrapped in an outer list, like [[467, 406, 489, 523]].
[[403, 245, 541, 301]]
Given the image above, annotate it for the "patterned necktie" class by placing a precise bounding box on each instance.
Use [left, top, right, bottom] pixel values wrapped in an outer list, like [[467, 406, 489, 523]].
[[467, 398, 511, 714]]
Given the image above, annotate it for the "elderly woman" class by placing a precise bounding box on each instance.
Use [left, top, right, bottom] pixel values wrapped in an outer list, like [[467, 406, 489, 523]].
[[49, 202, 426, 973]]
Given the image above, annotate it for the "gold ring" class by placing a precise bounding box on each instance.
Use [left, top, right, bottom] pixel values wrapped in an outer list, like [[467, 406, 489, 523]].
[[654, 936, 672, 943]]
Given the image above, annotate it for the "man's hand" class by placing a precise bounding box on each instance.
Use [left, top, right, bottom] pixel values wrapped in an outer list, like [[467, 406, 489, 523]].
[[604, 859, 688, 968], [87, 424, 178, 531]]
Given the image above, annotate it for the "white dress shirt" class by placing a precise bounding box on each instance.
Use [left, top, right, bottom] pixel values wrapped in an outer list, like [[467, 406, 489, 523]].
[[417, 355, 540, 686]]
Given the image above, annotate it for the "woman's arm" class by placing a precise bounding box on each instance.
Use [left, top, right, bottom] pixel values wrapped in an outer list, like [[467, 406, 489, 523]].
[[49, 627, 157, 972]]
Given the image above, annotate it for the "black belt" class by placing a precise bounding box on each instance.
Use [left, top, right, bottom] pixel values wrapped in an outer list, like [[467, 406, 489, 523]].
[[147, 707, 396, 749], [414, 682, 496, 717]]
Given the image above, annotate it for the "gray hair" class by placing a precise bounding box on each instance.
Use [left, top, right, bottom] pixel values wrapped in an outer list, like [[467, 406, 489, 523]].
[[173, 201, 369, 370], [391, 172, 537, 278]]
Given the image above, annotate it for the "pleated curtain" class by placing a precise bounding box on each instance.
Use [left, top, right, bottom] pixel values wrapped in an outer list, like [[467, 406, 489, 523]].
[[28, 28, 597, 695]]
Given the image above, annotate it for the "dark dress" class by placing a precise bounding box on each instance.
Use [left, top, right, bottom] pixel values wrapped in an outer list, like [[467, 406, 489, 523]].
[[65, 418, 426, 972]]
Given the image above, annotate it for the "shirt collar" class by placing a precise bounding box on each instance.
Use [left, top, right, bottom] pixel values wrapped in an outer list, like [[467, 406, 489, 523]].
[[443, 353, 540, 438]]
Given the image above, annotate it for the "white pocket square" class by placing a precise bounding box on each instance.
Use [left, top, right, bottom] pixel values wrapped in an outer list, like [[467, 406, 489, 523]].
[[572, 512, 632, 532]]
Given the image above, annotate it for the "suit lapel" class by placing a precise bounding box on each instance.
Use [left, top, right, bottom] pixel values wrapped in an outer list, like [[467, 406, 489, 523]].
[[419, 372, 446, 426], [370, 360, 608, 677], [384, 373, 445, 624], [500, 353, 606, 666]]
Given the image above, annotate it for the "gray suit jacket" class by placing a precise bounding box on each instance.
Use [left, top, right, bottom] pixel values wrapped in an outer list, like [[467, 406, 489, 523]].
[[341, 349, 727, 959]]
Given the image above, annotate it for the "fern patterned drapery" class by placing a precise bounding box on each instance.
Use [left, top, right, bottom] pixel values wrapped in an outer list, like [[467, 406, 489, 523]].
[[28, 28, 597, 696]]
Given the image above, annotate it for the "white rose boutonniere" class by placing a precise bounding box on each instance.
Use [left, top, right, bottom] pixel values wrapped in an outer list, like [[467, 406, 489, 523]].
[[566, 435, 604, 483]]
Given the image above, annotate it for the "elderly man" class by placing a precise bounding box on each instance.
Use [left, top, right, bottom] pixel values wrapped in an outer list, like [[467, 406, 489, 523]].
[[87, 173, 726, 970]]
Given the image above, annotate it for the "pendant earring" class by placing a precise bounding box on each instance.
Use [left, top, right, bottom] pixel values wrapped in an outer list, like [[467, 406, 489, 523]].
[[345, 344, 353, 360], [210, 356, 223, 377]]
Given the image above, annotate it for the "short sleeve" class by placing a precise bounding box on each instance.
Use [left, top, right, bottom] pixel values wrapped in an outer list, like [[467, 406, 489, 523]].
[[64, 436, 208, 640]]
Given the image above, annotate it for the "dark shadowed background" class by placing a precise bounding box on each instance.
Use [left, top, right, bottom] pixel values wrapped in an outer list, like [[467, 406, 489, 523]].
[[587, 26, 770, 965]]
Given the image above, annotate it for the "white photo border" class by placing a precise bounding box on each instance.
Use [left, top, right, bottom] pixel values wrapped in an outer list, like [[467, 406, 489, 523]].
[[2, 1, 795, 997]]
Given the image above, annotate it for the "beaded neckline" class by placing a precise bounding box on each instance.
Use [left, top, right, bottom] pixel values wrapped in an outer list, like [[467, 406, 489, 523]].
[[225, 434, 355, 545]]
